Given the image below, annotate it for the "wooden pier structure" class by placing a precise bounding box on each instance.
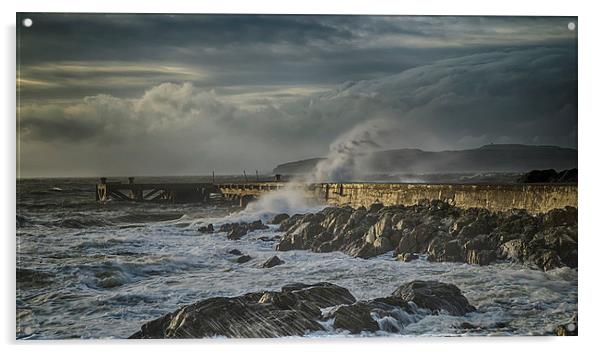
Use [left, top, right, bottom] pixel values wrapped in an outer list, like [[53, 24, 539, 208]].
[[96, 177, 218, 203]]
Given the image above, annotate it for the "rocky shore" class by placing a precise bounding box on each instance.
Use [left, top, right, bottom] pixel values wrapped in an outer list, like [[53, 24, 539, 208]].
[[130, 280, 475, 338], [170, 200, 578, 338], [272, 200, 577, 271]]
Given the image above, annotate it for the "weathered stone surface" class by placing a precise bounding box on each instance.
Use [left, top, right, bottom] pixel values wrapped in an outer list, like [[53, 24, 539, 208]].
[[262, 256, 284, 268], [130, 280, 475, 338], [197, 223, 214, 233], [227, 225, 248, 240], [269, 213, 290, 225], [275, 221, 326, 251], [315, 183, 576, 214], [392, 280, 476, 316], [273, 200, 577, 271], [329, 302, 379, 333], [499, 239, 526, 262], [236, 255, 252, 263], [543, 207, 577, 228], [249, 220, 269, 231], [368, 202, 384, 213], [466, 249, 497, 265], [220, 221, 267, 240], [396, 253, 419, 262]]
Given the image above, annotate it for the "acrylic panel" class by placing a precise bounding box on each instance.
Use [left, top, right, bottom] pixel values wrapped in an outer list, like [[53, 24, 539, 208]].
[[16, 14, 578, 339]]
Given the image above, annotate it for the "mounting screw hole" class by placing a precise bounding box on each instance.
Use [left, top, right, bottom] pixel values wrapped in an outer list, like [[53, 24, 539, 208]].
[[22, 18, 33, 28], [568, 22, 576, 31]]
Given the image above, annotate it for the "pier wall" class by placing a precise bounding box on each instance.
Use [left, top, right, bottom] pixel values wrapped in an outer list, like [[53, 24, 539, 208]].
[[313, 183, 577, 214]]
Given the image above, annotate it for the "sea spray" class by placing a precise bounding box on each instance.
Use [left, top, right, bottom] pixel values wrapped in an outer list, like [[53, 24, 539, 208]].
[[237, 118, 398, 218], [220, 186, 325, 224], [277, 119, 395, 184], [313, 118, 395, 182]]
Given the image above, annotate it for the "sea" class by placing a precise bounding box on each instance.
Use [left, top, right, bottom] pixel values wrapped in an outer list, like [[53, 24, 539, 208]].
[[16, 177, 578, 339]]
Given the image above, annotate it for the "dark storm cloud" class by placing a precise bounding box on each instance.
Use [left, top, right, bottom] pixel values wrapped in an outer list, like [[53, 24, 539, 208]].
[[18, 14, 576, 101], [16, 14, 577, 177]]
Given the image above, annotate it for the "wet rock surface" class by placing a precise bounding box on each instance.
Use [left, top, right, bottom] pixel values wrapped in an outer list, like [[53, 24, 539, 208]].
[[269, 213, 290, 225], [275, 200, 577, 271], [236, 255, 252, 263], [197, 223, 214, 233], [262, 256, 284, 268], [206, 220, 269, 240], [130, 280, 475, 338]]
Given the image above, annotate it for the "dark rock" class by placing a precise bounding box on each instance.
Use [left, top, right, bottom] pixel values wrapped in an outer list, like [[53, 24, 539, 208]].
[[392, 280, 476, 316], [282, 282, 356, 307], [397, 253, 419, 262], [130, 281, 474, 339], [543, 207, 577, 228], [278, 214, 304, 231], [269, 213, 290, 225], [129, 295, 322, 339], [271, 201, 577, 271], [466, 249, 497, 265], [368, 202, 384, 213], [258, 236, 274, 242], [329, 302, 379, 333], [227, 224, 248, 240], [427, 238, 464, 263], [526, 249, 562, 271], [228, 249, 242, 256], [262, 256, 284, 268], [219, 222, 237, 232], [197, 223, 214, 233], [499, 239, 526, 262], [276, 221, 325, 251], [236, 255, 252, 263], [396, 232, 418, 255], [249, 220, 269, 231]]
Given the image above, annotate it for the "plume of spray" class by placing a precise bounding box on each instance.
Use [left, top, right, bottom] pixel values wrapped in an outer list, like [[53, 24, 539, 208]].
[[312, 118, 394, 182], [226, 118, 397, 222]]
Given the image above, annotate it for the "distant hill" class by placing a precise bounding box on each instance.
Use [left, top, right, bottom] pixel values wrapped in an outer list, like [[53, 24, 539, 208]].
[[273, 144, 577, 175]]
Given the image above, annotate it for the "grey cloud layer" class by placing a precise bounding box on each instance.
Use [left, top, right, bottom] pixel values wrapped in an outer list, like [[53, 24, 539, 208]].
[[18, 15, 576, 102], [19, 46, 577, 177]]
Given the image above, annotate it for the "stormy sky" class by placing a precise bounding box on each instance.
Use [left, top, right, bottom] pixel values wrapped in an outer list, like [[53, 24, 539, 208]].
[[17, 14, 577, 177]]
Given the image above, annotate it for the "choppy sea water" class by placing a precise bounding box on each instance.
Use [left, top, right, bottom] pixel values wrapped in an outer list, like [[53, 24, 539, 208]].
[[16, 178, 578, 339]]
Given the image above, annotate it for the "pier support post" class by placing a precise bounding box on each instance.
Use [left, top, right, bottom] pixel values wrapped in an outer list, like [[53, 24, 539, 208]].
[[96, 177, 107, 201]]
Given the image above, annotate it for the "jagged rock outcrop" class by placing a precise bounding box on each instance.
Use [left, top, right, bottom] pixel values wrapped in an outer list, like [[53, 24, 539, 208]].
[[275, 200, 577, 271], [130, 281, 475, 338]]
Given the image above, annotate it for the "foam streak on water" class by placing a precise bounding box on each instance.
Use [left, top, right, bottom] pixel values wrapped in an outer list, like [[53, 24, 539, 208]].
[[16, 178, 577, 339]]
